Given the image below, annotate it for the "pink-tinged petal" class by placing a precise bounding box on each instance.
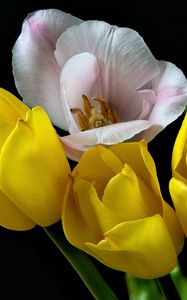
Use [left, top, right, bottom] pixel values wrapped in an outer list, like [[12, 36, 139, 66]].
[[60, 137, 88, 161], [55, 20, 160, 108], [148, 61, 187, 127], [12, 9, 81, 130], [140, 61, 187, 141], [143, 94, 187, 142], [154, 61, 187, 92], [60, 52, 100, 133], [135, 124, 163, 142], [62, 120, 152, 148], [119, 89, 156, 121]]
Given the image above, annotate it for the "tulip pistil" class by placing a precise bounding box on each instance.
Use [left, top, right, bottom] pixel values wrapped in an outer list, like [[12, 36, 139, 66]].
[[71, 95, 119, 131]]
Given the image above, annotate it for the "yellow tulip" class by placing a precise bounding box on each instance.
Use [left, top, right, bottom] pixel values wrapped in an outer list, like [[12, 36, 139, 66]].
[[0, 88, 70, 230], [62, 141, 184, 279], [170, 113, 187, 236]]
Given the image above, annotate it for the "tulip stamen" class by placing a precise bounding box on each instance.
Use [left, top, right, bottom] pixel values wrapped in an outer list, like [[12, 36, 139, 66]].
[[71, 95, 119, 131], [71, 108, 90, 130], [82, 95, 93, 116]]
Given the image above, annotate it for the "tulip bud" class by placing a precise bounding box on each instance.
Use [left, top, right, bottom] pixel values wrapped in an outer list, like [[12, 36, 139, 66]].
[[0, 89, 70, 230]]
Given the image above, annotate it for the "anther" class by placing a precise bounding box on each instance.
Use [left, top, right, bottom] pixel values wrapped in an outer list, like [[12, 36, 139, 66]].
[[70, 95, 119, 131]]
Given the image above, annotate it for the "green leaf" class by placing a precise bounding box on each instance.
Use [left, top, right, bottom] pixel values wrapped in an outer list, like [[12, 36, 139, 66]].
[[43, 222, 119, 300]]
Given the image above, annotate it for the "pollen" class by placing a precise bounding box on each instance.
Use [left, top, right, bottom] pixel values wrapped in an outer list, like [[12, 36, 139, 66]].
[[71, 95, 119, 131]]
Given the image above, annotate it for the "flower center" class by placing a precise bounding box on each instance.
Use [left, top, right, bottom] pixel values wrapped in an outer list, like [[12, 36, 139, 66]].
[[71, 95, 119, 131]]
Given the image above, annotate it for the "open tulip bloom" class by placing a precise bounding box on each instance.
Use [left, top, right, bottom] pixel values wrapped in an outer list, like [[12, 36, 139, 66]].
[[12, 9, 187, 160], [1, 7, 187, 300]]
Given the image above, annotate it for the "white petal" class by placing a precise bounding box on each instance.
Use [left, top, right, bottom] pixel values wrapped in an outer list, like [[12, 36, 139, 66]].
[[60, 137, 88, 161], [55, 20, 159, 107], [149, 94, 187, 128], [135, 124, 163, 142], [118, 89, 156, 121], [153, 61, 187, 91], [62, 120, 152, 147], [60, 52, 100, 133], [12, 9, 81, 130], [149, 61, 187, 128]]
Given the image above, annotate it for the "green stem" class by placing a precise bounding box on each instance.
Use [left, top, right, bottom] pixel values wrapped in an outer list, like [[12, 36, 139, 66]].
[[156, 274, 181, 300], [43, 223, 119, 300], [126, 273, 163, 300]]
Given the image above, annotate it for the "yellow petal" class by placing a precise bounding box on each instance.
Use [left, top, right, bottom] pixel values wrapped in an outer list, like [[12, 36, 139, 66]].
[[0, 119, 16, 151], [72, 145, 123, 198], [62, 178, 121, 250], [0, 191, 35, 230], [110, 141, 148, 177], [86, 214, 177, 279], [0, 88, 29, 149], [102, 164, 161, 221], [162, 200, 184, 254], [0, 106, 70, 226], [0, 88, 29, 118], [110, 141, 163, 205], [169, 177, 187, 236], [171, 113, 187, 180]]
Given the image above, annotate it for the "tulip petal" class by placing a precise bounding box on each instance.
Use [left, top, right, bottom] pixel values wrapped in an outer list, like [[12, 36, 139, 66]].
[[162, 200, 184, 254], [62, 178, 121, 250], [110, 141, 162, 208], [0, 89, 29, 149], [102, 164, 160, 221], [139, 142, 184, 252], [62, 119, 152, 146], [147, 61, 187, 128], [154, 61, 187, 94], [169, 178, 187, 236], [0, 88, 29, 118], [136, 123, 164, 142], [117, 89, 156, 122], [110, 141, 148, 178], [170, 113, 187, 181], [12, 9, 81, 130], [0, 191, 35, 230], [86, 214, 177, 279], [55, 21, 159, 106], [60, 52, 100, 133], [72, 145, 123, 198], [0, 107, 70, 226], [60, 137, 87, 161]]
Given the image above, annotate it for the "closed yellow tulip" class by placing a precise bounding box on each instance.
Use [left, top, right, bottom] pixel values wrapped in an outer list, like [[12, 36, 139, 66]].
[[170, 114, 187, 236], [0, 88, 70, 230], [62, 141, 184, 279]]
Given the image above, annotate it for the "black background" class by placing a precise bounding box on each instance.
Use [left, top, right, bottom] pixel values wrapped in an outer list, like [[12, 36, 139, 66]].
[[0, 1, 187, 299]]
